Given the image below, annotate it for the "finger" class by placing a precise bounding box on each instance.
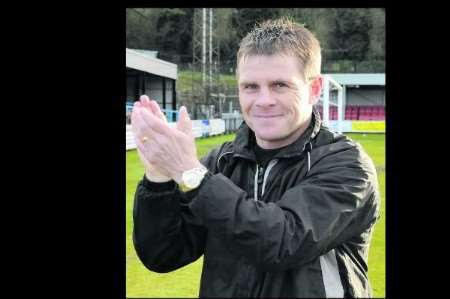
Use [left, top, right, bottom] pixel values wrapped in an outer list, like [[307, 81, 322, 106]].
[[131, 106, 147, 137], [132, 106, 159, 142], [139, 95, 167, 121], [139, 107, 171, 136], [131, 102, 141, 123], [131, 107, 141, 134], [136, 144, 169, 178], [133, 125, 147, 149], [140, 96, 167, 123], [140, 95, 165, 123], [135, 110, 170, 153], [136, 143, 151, 169], [132, 101, 144, 121], [135, 136, 166, 170], [139, 95, 153, 111], [149, 100, 167, 122], [135, 132, 160, 155], [176, 106, 193, 135], [133, 108, 164, 142], [139, 94, 150, 105], [135, 136, 151, 156], [135, 138, 160, 171]]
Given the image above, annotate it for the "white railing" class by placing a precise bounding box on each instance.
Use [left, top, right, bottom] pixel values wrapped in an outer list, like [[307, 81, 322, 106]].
[[126, 119, 227, 150]]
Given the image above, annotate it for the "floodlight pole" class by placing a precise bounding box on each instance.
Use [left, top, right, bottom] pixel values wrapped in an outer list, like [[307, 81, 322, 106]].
[[202, 8, 206, 88], [209, 8, 213, 89]]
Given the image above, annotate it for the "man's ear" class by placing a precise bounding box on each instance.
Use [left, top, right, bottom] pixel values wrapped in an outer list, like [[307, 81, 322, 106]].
[[309, 75, 323, 105]]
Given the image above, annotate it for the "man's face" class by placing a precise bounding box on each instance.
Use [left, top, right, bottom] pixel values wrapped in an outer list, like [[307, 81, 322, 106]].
[[238, 54, 322, 149]]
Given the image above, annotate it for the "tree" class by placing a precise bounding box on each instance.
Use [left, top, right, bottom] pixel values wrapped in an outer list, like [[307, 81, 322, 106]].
[[155, 8, 194, 63], [329, 9, 373, 61], [126, 8, 194, 64], [279, 8, 332, 48], [126, 8, 160, 50], [367, 8, 385, 60], [125, 8, 385, 72], [230, 8, 283, 61], [214, 8, 238, 70]]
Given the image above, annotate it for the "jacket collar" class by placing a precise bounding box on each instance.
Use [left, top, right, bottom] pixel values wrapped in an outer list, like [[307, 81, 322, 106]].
[[232, 106, 322, 160]]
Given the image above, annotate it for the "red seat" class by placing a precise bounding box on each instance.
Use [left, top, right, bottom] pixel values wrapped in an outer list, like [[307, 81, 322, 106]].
[[359, 106, 369, 120]]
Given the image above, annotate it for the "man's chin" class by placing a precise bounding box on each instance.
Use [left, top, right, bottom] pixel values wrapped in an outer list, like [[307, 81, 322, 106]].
[[255, 131, 287, 142], [254, 127, 304, 148]]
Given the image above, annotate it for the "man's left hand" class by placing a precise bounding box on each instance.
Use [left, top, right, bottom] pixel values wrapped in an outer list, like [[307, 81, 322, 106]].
[[135, 101, 202, 184]]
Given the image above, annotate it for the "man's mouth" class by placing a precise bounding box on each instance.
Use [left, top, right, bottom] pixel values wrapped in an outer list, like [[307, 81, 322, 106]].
[[253, 114, 283, 118]]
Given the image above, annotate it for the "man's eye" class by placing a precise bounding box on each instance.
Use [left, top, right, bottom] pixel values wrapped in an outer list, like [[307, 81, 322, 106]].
[[274, 82, 287, 88], [243, 84, 258, 91]]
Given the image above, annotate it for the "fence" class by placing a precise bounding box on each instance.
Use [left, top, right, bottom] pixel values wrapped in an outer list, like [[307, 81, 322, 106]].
[[126, 105, 180, 124], [126, 101, 133, 124], [125, 102, 243, 150], [222, 112, 243, 133], [161, 109, 179, 122], [126, 118, 233, 150]]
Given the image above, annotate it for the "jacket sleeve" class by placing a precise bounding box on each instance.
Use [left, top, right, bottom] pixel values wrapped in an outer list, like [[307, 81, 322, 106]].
[[188, 145, 380, 272], [132, 147, 222, 273]]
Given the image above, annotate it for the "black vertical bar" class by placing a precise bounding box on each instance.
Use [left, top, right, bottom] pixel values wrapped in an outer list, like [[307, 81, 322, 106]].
[[134, 74, 139, 102], [172, 79, 177, 121], [138, 73, 145, 99], [162, 77, 166, 109]]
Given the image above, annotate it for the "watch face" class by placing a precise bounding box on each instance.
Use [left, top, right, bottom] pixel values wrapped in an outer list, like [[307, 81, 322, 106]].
[[182, 167, 207, 189], [185, 173, 200, 188]]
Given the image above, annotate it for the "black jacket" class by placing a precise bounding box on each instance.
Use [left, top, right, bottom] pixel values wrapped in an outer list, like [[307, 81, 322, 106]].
[[133, 109, 380, 298]]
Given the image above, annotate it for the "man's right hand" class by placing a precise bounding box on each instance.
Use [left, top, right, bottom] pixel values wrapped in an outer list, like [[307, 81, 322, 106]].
[[131, 95, 172, 183]]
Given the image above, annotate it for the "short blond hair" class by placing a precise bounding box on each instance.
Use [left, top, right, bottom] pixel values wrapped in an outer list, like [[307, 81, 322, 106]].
[[237, 18, 321, 81]]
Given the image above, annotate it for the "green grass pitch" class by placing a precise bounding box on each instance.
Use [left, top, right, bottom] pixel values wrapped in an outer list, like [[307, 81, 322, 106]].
[[126, 132, 385, 297]]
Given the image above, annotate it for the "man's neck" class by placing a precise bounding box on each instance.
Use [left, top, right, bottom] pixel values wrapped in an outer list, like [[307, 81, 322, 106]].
[[256, 114, 313, 150], [254, 143, 285, 166]]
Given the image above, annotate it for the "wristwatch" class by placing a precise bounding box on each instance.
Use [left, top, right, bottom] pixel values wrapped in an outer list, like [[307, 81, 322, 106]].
[[178, 166, 208, 192]]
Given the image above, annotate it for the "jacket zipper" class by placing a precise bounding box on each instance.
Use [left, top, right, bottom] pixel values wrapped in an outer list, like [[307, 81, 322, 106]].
[[254, 164, 262, 201], [254, 159, 278, 201]]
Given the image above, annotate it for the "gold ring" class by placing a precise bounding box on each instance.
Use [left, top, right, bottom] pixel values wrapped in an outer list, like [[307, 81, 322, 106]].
[[142, 136, 148, 143]]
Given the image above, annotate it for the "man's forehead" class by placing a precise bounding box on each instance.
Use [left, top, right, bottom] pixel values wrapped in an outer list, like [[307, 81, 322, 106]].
[[237, 54, 305, 82]]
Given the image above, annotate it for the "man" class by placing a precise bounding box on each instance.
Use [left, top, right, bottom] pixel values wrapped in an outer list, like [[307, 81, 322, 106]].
[[131, 18, 380, 298]]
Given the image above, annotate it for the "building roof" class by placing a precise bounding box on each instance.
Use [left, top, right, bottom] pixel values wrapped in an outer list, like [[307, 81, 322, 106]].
[[130, 49, 158, 59], [126, 48, 177, 80], [325, 73, 385, 86]]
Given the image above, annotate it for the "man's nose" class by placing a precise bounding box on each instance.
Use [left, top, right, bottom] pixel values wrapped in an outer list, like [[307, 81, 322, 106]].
[[255, 87, 276, 107]]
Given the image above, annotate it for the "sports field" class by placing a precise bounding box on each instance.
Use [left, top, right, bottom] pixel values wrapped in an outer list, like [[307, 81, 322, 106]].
[[126, 132, 385, 297]]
